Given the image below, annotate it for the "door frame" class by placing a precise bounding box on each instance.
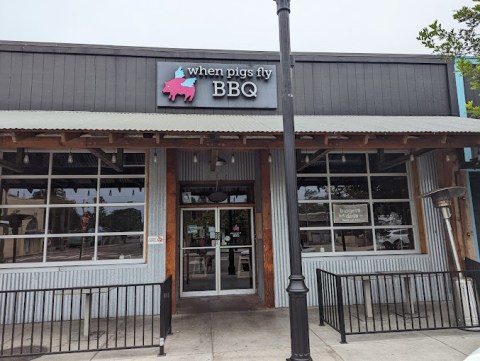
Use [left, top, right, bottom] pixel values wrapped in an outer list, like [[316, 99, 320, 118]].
[[179, 206, 256, 297]]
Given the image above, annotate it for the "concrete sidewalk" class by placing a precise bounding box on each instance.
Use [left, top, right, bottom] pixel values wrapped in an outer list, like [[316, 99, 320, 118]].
[[37, 308, 480, 361]]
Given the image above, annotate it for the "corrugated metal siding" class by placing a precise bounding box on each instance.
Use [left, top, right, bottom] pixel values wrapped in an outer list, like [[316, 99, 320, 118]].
[[270, 151, 448, 308], [0, 149, 167, 322], [177, 151, 255, 181], [0, 111, 477, 134]]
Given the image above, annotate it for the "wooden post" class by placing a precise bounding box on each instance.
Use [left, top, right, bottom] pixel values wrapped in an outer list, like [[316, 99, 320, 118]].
[[260, 150, 275, 308], [411, 159, 428, 254]]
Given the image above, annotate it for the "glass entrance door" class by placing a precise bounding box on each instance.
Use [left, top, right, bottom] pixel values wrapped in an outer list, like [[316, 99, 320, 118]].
[[180, 207, 255, 297]]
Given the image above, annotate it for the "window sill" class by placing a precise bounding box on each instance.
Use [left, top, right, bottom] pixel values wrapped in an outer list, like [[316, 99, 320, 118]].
[[0, 260, 147, 273], [301, 251, 425, 259]]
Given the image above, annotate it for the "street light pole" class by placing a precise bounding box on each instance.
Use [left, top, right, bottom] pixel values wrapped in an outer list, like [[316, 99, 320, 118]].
[[273, 1, 312, 360]]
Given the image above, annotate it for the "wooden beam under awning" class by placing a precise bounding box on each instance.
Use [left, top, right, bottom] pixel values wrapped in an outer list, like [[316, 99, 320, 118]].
[[88, 148, 124, 172], [1, 132, 480, 150], [60, 132, 85, 145], [297, 149, 330, 172]]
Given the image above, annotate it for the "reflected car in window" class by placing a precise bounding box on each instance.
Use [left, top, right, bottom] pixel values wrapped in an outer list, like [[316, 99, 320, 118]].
[[377, 229, 411, 250]]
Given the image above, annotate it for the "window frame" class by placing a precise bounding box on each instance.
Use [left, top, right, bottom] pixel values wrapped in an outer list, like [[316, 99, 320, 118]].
[[0, 150, 147, 268], [298, 151, 420, 257]]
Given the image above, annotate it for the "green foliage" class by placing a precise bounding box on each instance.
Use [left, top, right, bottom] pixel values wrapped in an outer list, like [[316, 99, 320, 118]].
[[417, 1, 480, 117]]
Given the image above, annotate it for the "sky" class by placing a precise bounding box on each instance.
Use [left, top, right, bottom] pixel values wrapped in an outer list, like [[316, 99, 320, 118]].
[[0, 0, 473, 54]]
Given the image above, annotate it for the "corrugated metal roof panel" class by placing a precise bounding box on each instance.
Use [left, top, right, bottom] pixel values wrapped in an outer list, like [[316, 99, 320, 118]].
[[0, 110, 479, 134]]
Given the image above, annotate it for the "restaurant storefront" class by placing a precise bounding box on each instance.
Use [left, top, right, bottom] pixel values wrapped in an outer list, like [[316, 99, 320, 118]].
[[0, 41, 479, 312]]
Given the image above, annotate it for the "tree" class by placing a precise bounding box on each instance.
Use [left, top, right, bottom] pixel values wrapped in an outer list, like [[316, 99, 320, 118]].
[[417, 1, 480, 117]]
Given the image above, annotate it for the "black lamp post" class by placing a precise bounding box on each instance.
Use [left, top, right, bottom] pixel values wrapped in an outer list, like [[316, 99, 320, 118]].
[[273, 1, 312, 360]]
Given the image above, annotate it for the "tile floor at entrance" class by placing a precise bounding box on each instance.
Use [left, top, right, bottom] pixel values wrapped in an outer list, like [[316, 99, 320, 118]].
[[176, 294, 264, 314]]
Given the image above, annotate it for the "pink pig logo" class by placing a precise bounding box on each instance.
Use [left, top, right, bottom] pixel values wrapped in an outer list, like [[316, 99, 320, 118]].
[[162, 67, 197, 102]]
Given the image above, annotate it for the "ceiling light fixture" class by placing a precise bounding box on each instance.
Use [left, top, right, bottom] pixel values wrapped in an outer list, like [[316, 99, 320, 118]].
[[215, 157, 227, 167], [23, 149, 30, 165]]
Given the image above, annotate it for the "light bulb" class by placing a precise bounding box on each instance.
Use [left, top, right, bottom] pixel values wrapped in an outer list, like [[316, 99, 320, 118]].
[[341, 154, 346, 163], [445, 154, 451, 162], [410, 153, 415, 162], [305, 154, 310, 163], [268, 153, 272, 163], [68, 152, 73, 164], [193, 153, 198, 163], [23, 151, 29, 164], [153, 151, 158, 164], [111, 153, 117, 164], [231, 153, 235, 164]]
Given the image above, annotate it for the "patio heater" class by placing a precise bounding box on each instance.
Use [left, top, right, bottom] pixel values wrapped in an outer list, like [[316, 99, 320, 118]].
[[422, 186, 479, 327]]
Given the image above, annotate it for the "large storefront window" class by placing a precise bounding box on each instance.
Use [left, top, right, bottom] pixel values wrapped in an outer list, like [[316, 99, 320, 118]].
[[0, 151, 146, 265], [298, 152, 416, 254]]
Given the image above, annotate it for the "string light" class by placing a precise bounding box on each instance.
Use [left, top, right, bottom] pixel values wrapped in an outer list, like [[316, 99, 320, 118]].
[[153, 151, 158, 164], [193, 153, 198, 163], [23, 149, 30, 164], [68, 151, 74, 164], [410, 153, 415, 162], [305, 153, 310, 163], [268, 153, 272, 163], [111, 151, 117, 164], [341, 154, 346, 163], [231, 153, 235, 164]]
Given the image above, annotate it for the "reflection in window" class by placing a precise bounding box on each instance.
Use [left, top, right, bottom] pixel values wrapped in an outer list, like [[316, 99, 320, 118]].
[[97, 235, 143, 260], [0, 150, 146, 265], [376, 229, 414, 250], [330, 177, 369, 199], [0, 238, 44, 263], [371, 176, 409, 199], [50, 179, 97, 204], [298, 204, 329, 227], [373, 203, 412, 226], [297, 152, 415, 254], [1, 179, 48, 205], [0, 208, 46, 236], [99, 179, 145, 203], [334, 230, 373, 252], [49, 207, 95, 234], [300, 230, 332, 252], [99, 206, 144, 233], [297, 177, 328, 200]]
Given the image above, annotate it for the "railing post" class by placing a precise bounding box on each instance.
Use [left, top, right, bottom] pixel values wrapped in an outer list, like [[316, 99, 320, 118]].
[[316, 269, 325, 326], [335, 275, 347, 344], [159, 284, 166, 357]]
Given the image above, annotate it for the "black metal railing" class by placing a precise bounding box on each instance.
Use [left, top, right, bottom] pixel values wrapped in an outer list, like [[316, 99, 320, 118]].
[[317, 260, 480, 343], [0, 276, 173, 358]]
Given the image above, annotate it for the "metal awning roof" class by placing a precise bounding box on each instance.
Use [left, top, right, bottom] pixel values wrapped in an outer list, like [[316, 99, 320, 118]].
[[0, 110, 479, 134]]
